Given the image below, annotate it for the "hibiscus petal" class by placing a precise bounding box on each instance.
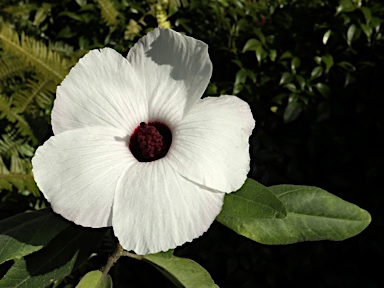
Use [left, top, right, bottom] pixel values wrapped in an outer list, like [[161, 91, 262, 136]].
[[167, 95, 255, 193], [32, 127, 136, 227], [52, 48, 147, 135], [112, 159, 224, 255], [127, 28, 212, 124]]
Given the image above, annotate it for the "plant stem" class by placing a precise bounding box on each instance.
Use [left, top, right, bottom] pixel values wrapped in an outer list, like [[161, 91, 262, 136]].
[[101, 243, 144, 275]]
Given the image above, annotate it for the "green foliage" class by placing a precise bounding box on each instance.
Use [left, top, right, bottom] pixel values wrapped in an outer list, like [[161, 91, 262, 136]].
[[0, 22, 76, 197], [218, 182, 370, 244], [216, 178, 287, 225], [0, 209, 107, 288], [0, 24, 70, 81], [75, 270, 112, 288], [144, 253, 218, 288], [0, 208, 69, 264], [95, 0, 119, 27]]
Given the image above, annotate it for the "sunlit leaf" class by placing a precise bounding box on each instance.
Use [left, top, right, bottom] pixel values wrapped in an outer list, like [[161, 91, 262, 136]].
[[311, 66, 323, 79], [323, 29, 331, 45], [216, 178, 287, 239], [255, 185, 371, 244], [242, 38, 260, 53], [279, 72, 293, 85], [145, 254, 218, 288], [336, 0, 356, 15], [269, 49, 277, 61], [347, 24, 357, 45], [291, 57, 301, 73], [226, 184, 371, 245], [284, 83, 297, 93], [75, 271, 112, 288]]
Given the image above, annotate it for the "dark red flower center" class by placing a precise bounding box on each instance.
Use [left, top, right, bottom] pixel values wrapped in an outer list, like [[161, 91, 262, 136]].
[[129, 122, 172, 162]]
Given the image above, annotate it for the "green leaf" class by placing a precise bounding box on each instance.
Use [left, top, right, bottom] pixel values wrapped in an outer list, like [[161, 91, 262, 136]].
[[144, 254, 218, 288], [322, 29, 331, 45], [279, 72, 293, 85], [269, 49, 277, 61], [216, 178, 287, 240], [0, 226, 107, 288], [235, 69, 247, 85], [283, 83, 297, 93], [322, 54, 334, 73], [0, 209, 70, 264], [311, 66, 323, 79], [295, 74, 306, 90], [253, 28, 266, 45], [284, 100, 302, 123], [337, 61, 356, 72], [279, 50, 292, 60], [76, 271, 112, 288], [347, 24, 357, 45], [242, 38, 267, 64], [360, 23, 372, 40], [242, 38, 260, 53], [75, 0, 87, 7], [243, 185, 371, 245], [360, 7, 372, 24], [336, 0, 356, 15], [255, 45, 267, 64], [291, 57, 301, 73], [314, 83, 331, 98], [158, 249, 174, 259]]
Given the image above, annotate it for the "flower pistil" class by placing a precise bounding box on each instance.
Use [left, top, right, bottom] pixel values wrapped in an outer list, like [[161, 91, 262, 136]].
[[130, 122, 172, 162]]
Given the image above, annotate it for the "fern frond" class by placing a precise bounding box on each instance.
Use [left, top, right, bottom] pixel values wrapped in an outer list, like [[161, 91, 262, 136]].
[[155, 2, 172, 28], [0, 54, 30, 80], [124, 19, 142, 41], [2, 3, 38, 18], [33, 3, 52, 27], [0, 23, 69, 82], [0, 155, 39, 196], [0, 156, 12, 191], [0, 132, 34, 158], [49, 41, 75, 57], [95, 0, 119, 27], [169, 0, 188, 9], [0, 94, 38, 144], [13, 76, 55, 114]]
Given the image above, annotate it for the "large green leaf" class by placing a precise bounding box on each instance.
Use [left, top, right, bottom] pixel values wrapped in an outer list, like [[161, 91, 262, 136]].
[[0, 225, 107, 288], [0, 209, 70, 264], [236, 185, 371, 244], [144, 254, 218, 288], [216, 178, 287, 240], [75, 270, 112, 288]]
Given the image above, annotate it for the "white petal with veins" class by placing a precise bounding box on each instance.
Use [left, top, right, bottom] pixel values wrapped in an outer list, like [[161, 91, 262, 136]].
[[127, 28, 212, 124], [113, 158, 224, 255], [53, 48, 147, 135], [168, 95, 255, 193], [32, 126, 136, 227]]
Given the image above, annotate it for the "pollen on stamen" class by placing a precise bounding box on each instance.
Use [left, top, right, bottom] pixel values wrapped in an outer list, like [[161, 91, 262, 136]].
[[129, 122, 172, 162]]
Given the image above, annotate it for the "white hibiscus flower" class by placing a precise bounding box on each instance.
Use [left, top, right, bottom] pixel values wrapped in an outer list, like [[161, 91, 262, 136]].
[[32, 28, 255, 255]]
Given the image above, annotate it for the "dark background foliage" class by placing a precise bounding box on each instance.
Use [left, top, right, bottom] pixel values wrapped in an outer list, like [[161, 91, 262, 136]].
[[0, 0, 382, 287]]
